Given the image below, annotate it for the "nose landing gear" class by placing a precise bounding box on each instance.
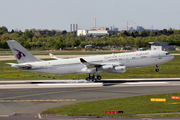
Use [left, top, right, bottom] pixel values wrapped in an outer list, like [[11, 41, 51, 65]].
[[155, 65, 159, 72]]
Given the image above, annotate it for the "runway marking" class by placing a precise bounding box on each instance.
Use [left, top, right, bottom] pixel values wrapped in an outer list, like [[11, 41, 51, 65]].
[[0, 115, 9, 117], [0, 99, 76, 102], [151, 98, 166, 102]]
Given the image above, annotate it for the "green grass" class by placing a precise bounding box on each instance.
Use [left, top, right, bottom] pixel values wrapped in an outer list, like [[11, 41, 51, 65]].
[[41, 92, 180, 116], [0, 56, 180, 80], [168, 50, 180, 53]]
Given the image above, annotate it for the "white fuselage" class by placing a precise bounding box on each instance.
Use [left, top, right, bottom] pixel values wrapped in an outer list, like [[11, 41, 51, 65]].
[[12, 50, 174, 75]]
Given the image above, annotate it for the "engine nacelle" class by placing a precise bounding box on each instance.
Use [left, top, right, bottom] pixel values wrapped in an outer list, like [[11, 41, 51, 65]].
[[113, 66, 126, 73], [99, 65, 113, 70], [97, 65, 126, 73]]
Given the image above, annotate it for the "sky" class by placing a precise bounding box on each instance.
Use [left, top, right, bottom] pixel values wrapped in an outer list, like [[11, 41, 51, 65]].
[[0, 0, 180, 32]]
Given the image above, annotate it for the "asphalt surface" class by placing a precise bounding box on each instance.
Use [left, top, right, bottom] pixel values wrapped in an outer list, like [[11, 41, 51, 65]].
[[0, 79, 180, 120]]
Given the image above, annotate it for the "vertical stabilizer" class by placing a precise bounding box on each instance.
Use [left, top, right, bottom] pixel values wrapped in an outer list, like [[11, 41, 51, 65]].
[[7, 40, 42, 64]]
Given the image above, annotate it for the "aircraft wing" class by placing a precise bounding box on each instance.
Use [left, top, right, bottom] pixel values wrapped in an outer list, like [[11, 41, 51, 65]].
[[80, 58, 121, 68], [49, 53, 64, 59]]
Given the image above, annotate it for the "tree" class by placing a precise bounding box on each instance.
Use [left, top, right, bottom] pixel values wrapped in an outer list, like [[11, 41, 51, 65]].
[[0, 26, 8, 35], [30, 28, 37, 34], [120, 30, 129, 36], [62, 30, 67, 35], [11, 29, 14, 33], [23, 29, 33, 40], [53, 39, 65, 50], [73, 39, 81, 47], [1, 41, 9, 49], [141, 30, 150, 37], [51, 30, 56, 35], [134, 38, 141, 49], [23, 42, 31, 49], [131, 32, 135, 38], [134, 31, 139, 37], [168, 28, 174, 35], [1, 33, 10, 41], [150, 31, 157, 36], [46, 31, 51, 37]]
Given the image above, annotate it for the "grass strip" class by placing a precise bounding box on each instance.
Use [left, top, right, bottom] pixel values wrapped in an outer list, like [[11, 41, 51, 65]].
[[41, 92, 180, 116]]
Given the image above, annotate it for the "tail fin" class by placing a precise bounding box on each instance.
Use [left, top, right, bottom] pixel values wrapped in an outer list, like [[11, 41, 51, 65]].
[[7, 40, 42, 64]]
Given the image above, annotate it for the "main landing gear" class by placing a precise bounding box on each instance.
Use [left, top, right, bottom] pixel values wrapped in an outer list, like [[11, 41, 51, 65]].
[[86, 73, 102, 81], [155, 65, 159, 72]]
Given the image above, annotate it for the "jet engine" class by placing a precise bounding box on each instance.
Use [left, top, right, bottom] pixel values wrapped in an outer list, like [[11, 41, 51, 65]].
[[97, 65, 126, 73], [99, 65, 113, 70]]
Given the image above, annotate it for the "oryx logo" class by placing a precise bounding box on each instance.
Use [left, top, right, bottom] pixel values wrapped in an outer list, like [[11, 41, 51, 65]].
[[12, 48, 26, 60]]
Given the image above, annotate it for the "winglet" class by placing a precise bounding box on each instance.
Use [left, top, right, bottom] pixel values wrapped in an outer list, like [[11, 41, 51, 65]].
[[49, 53, 64, 59]]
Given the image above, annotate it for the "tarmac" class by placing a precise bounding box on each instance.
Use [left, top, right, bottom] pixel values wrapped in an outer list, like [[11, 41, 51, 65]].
[[0, 79, 180, 120]]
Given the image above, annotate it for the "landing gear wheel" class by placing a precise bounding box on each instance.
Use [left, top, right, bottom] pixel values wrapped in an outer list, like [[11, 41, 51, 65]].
[[155, 69, 159, 72], [89, 75, 95, 81], [92, 79, 97, 82], [86, 77, 89, 81], [97, 76, 101, 80]]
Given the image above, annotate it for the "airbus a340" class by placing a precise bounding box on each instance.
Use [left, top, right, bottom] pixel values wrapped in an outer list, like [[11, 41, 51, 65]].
[[7, 40, 174, 81]]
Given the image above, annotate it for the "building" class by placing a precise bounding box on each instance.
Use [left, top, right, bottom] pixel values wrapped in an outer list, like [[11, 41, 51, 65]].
[[77, 30, 88, 36], [137, 26, 145, 32], [149, 42, 176, 51], [77, 30, 119, 37], [90, 28, 109, 31], [77, 27, 119, 37]]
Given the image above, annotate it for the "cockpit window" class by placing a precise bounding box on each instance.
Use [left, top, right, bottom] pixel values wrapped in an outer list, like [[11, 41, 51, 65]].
[[166, 53, 170, 55]]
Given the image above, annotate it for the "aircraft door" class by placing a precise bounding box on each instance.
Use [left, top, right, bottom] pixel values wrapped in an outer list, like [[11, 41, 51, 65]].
[[156, 51, 162, 64], [125, 54, 130, 62], [158, 52, 162, 58]]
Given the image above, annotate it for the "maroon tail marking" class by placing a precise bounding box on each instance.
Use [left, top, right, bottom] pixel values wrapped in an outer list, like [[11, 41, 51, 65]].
[[12, 48, 25, 60]]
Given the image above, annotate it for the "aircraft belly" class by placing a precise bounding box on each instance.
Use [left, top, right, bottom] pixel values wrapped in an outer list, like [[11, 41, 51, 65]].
[[125, 58, 156, 68], [55, 66, 80, 75], [156, 56, 173, 65], [30, 65, 84, 75]]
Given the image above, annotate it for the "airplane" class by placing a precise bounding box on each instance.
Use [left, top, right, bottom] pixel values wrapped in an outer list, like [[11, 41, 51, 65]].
[[6, 40, 174, 81]]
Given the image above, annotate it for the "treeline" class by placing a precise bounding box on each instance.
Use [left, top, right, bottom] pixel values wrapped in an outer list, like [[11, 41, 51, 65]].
[[0, 26, 180, 50]]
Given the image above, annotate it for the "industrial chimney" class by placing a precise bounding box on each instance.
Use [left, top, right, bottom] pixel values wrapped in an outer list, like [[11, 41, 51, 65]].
[[95, 18, 96, 28], [70, 24, 72, 33], [76, 24, 78, 31]]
